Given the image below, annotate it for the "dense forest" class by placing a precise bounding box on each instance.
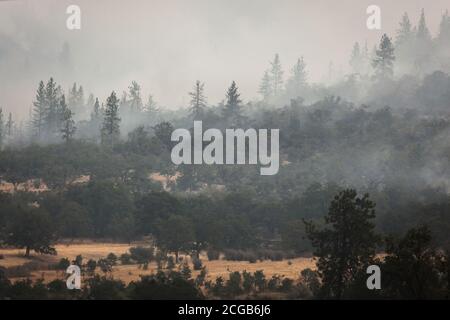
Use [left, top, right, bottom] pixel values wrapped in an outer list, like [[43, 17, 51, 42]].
[[1, 10, 450, 299]]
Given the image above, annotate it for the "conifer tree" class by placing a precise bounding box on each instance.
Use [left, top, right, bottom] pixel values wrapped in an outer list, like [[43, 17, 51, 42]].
[[437, 10, 450, 47], [304, 190, 379, 299], [101, 91, 121, 147], [6, 112, 13, 137], [258, 70, 272, 101], [45, 77, 59, 135], [222, 81, 242, 125], [287, 57, 308, 92], [372, 34, 395, 79], [86, 93, 95, 112], [396, 12, 413, 46], [270, 54, 284, 96], [91, 97, 101, 121], [59, 95, 76, 143], [32, 80, 47, 138], [145, 95, 158, 114], [189, 80, 207, 120], [128, 81, 143, 113], [417, 9, 431, 42], [349, 42, 362, 74]]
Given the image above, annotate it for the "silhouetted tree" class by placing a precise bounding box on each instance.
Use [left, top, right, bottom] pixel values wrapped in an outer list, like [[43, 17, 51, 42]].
[[6, 207, 57, 257], [372, 34, 395, 79], [101, 91, 121, 147], [157, 215, 195, 263], [59, 95, 76, 143], [287, 57, 307, 94], [258, 70, 272, 101], [304, 190, 379, 299], [270, 53, 284, 96], [222, 81, 242, 125], [189, 80, 207, 120], [382, 226, 447, 299], [32, 81, 47, 139], [128, 81, 143, 113]]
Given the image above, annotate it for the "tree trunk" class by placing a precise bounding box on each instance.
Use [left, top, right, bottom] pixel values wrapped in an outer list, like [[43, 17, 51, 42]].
[[25, 246, 30, 257]]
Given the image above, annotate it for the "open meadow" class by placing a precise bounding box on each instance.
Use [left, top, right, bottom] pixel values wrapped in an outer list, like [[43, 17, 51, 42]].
[[0, 242, 315, 284]]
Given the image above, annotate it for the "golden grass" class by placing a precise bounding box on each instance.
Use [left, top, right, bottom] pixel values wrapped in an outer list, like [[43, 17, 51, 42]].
[[0, 243, 315, 284]]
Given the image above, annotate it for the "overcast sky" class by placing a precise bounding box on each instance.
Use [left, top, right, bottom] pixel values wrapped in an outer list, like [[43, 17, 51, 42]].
[[0, 0, 448, 118]]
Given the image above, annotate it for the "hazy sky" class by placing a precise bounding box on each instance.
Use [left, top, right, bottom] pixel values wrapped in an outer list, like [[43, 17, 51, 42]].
[[0, 0, 448, 118]]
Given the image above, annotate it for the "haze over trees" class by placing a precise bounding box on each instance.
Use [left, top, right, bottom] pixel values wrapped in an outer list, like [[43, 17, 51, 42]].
[[0, 9, 450, 300]]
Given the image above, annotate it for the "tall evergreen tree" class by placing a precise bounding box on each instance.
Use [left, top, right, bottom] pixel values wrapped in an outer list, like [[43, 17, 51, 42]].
[[372, 34, 395, 79], [86, 93, 95, 111], [68, 83, 85, 118], [437, 10, 450, 47], [120, 91, 129, 112], [101, 91, 121, 147], [258, 70, 272, 101], [270, 54, 284, 96], [417, 9, 431, 42], [304, 190, 379, 299], [287, 57, 308, 93], [77, 85, 85, 116], [144, 95, 158, 114], [188, 80, 207, 120], [396, 12, 413, 46], [68, 83, 78, 112], [6, 112, 13, 137], [349, 42, 362, 74], [414, 9, 433, 74], [45, 77, 59, 135], [91, 97, 101, 121], [32, 80, 47, 138], [59, 95, 76, 143], [222, 81, 242, 125], [128, 81, 143, 113]]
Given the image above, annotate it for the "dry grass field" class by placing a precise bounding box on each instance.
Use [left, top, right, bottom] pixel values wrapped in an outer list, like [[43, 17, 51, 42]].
[[0, 243, 315, 284]]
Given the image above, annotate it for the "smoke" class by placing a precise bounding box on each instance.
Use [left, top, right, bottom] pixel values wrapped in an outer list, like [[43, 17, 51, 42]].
[[0, 0, 448, 119]]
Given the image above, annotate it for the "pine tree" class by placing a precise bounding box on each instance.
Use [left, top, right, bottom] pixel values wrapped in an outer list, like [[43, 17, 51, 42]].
[[32, 80, 47, 138], [270, 54, 284, 96], [120, 91, 129, 112], [145, 95, 158, 114], [349, 42, 362, 74], [417, 9, 431, 42], [6, 112, 13, 137], [222, 81, 242, 125], [86, 93, 95, 112], [75, 85, 85, 115], [304, 190, 379, 299], [101, 91, 121, 147], [59, 95, 76, 143], [91, 97, 101, 121], [396, 12, 413, 46], [45, 77, 59, 135], [372, 34, 395, 79], [68, 83, 85, 118], [437, 10, 450, 46], [287, 57, 308, 92], [361, 41, 370, 75], [68, 83, 78, 111], [128, 81, 143, 113], [258, 70, 272, 101], [189, 80, 207, 120]]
